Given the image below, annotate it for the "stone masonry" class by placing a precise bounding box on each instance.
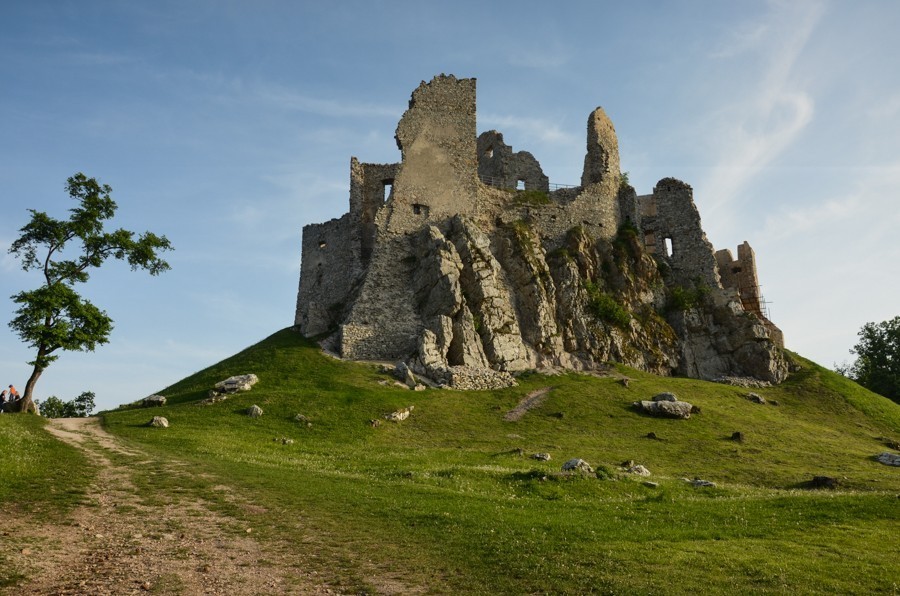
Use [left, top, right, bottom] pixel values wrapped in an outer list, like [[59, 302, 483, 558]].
[[295, 75, 788, 388]]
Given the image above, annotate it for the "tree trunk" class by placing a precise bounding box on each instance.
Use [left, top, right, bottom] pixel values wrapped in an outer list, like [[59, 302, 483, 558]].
[[13, 365, 43, 415]]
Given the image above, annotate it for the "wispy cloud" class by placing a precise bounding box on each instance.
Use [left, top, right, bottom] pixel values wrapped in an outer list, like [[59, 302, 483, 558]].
[[254, 85, 400, 119], [506, 39, 572, 70], [480, 113, 577, 146], [700, 1, 824, 215]]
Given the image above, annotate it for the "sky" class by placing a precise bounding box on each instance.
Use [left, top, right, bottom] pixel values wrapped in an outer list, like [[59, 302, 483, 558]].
[[2, 1, 899, 411]]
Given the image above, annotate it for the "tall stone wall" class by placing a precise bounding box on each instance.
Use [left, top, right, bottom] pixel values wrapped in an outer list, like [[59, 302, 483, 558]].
[[294, 215, 355, 336], [639, 179, 721, 289]]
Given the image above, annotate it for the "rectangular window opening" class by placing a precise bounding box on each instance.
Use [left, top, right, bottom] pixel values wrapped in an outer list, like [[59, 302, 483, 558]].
[[516, 179, 525, 190], [664, 237, 673, 257]]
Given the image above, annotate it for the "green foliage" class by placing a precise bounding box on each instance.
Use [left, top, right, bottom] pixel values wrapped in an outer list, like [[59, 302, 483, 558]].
[[7, 173, 173, 408], [584, 281, 631, 328], [36, 391, 95, 418], [666, 282, 711, 311], [837, 316, 900, 404], [511, 189, 551, 206], [99, 330, 900, 594], [619, 171, 630, 190]]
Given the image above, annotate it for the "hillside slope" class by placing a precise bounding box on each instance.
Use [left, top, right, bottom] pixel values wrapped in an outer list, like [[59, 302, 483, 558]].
[[99, 328, 899, 594]]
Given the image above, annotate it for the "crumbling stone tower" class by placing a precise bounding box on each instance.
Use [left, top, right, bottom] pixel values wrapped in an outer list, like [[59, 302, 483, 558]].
[[295, 75, 787, 388]]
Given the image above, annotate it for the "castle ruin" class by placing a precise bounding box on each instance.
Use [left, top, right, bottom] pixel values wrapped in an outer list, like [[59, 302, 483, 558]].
[[295, 75, 787, 389]]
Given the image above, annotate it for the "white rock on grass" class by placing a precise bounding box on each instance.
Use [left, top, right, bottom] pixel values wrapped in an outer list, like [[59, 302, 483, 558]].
[[148, 416, 169, 428], [627, 464, 651, 476], [562, 458, 594, 474], [247, 405, 263, 418], [385, 406, 414, 422], [215, 374, 259, 394]]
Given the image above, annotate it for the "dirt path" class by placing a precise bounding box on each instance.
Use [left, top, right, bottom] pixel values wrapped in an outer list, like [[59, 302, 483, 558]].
[[2, 417, 333, 595], [503, 387, 554, 421]]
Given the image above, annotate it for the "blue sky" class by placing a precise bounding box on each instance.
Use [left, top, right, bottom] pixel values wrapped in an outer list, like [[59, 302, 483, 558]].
[[2, 1, 899, 411]]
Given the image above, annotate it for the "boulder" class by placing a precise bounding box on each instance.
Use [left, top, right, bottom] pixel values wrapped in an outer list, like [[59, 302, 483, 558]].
[[746, 392, 766, 404], [393, 362, 417, 389], [633, 399, 694, 419], [562, 458, 594, 474], [385, 406, 414, 422], [875, 452, 900, 467], [214, 374, 259, 394], [731, 431, 745, 442], [142, 395, 167, 407], [685, 478, 716, 488], [148, 416, 169, 428], [531, 453, 552, 461], [652, 392, 678, 402], [246, 405, 263, 418], [627, 464, 651, 476], [294, 414, 312, 427]]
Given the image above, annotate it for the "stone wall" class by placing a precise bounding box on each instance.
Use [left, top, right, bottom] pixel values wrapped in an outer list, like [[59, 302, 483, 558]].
[[716, 242, 784, 348], [477, 131, 549, 192], [638, 179, 721, 289], [294, 215, 355, 336]]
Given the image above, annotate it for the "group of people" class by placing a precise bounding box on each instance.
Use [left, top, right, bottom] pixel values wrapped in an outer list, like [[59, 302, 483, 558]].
[[0, 385, 21, 412]]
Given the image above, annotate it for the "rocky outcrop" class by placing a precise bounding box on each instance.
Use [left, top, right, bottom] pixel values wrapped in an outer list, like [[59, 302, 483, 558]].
[[142, 395, 167, 407]]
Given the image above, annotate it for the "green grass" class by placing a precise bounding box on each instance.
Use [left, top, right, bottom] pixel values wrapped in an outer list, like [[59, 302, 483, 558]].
[[100, 328, 900, 593], [0, 415, 92, 515]]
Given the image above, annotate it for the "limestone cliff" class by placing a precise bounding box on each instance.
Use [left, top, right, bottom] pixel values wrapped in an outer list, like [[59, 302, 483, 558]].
[[295, 75, 788, 389]]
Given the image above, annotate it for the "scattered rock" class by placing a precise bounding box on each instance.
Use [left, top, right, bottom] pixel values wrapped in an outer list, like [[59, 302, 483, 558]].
[[414, 384, 427, 391], [642, 481, 659, 488], [200, 393, 228, 405], [142, 395, 167, 407], [645, 432, 662, 440], [214, 374, 259, 394], [246, 405, 263, 418], [770, 400, 780, 406], [619, 378, 630, 388], [881, 438, 900, 450], [633, 397, 694, 419], [393, 362, 417, 389], [652, 392, 678, 402], [806, 476, 839, 489], [627, 464, 651, 476], [875, 452, 900, 467], [730, 431, 745, 442], [532, 453, 551, 461], [685, 477, 716, 488], [294, 414, 312, 427], [272, 437, 294, 445], [746, 392, 766, 404], [369, 419, 381, 428], [562, 458, 594, 474], [148, 416, 168, 428], [385, 406, 414, 422], [715, 376, 772, 389]]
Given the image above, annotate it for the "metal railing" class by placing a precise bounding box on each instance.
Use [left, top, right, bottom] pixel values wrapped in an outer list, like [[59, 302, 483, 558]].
[[478, 175, 577, 191]]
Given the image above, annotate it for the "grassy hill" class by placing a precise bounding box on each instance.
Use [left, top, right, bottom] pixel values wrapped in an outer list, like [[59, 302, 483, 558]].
[[10, 327, 900, 593]]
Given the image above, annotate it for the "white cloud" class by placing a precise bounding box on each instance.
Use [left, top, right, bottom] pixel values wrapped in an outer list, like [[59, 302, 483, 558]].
[[699, 1, 823, 216]]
